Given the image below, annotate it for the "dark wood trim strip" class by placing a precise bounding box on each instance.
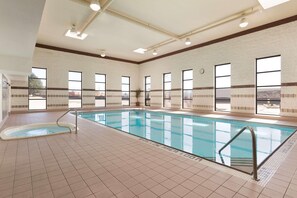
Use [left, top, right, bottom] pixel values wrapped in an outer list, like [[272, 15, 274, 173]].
[[151, 89, 163, 92], [282, 82, 297, 86], [171, 88, 181, 91], [35, 43, 138, 64], [231, 85, 255, 88], [11, 86, 28, 90], [106, 89, 122, 92], [139, 15, 297, 64], [193, 87, 213, 90], [83, 89, 95, 91], [48, 88, 68, 90]]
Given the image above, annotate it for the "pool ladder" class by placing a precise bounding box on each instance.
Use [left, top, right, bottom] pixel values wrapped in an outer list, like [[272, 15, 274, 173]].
[[218, 126, 259, 181], [56, 109, 78, 134]]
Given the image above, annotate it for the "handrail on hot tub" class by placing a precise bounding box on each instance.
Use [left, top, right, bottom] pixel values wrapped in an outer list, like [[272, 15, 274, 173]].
[[56, 109, 78, 134]]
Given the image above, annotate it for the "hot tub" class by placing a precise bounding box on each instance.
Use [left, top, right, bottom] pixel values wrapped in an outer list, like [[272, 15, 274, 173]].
[[0, 122, 77, 140]]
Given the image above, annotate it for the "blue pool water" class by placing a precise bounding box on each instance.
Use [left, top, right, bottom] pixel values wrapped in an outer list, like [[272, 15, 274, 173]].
[[79, 110, 296, 173], [8, 126, 70, 138]]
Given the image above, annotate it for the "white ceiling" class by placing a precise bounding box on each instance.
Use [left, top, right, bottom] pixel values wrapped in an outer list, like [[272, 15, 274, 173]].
[[0, 0, 45, 58], [37, 0, 297, 62], [0, 0, 45, 78]]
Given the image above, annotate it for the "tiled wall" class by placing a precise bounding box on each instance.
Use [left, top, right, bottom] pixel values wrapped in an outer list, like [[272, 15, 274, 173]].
[[139, 21, 297, 117], [9, 20, 297, 118], [10, 48, 139, 112], [0, 74, 10, 124]]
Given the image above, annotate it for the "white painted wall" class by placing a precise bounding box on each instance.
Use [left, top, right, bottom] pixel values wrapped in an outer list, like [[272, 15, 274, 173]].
[[33, 48, 139, 90], [139, 21, 297, 117], [11, 48, 139, 111]]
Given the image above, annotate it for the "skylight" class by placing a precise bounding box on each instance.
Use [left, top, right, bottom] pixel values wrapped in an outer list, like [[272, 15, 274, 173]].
[[65, 30, 88, 40], [133, 48, 147, 54], [258, 0, 290, 9]]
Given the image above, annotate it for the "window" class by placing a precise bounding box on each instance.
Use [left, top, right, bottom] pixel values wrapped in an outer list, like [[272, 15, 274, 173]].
[[95, 74, 106, 107], [122, 76, 130, 106], [163, 73, 171, 108], [182, 70, 193, 108], [256, 55, 281, 115], [28, 67, 47, 110], [145, 76, 151, 106], [69, 71, 82, 108], [215, 63, 231, 112]]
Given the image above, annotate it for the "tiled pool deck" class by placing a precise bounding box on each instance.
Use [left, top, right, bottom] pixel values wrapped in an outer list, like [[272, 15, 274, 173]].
[[0, 110, 297, 198]]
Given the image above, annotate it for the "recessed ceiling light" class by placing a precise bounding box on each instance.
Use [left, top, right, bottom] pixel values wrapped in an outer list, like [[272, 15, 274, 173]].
[[65, 30, 88, 40], [152, 49, 157, 56], [90, 0, 101, 11], [258, 0, 290, 9], [239, 18, 248, 28], [133, 48, 147, 54], [185, 38, 191, 45]]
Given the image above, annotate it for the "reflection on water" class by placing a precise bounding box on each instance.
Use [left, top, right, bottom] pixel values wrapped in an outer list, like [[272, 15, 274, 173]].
[[80, 110, 296, 173]]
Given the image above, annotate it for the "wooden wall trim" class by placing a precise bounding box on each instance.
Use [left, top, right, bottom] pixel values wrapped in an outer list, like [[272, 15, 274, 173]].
[[282, 82, 297, 86], [35, 43, 139, 64], [231, 85, 255, 89]]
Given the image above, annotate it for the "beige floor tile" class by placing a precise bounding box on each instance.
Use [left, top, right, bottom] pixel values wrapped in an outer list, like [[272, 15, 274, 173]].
[[215, 186, 236, 198], [1, 111, 297, 198], [150, 184, 168, 196], [159, 191, 181, 198], [183, 191, 203, 198], [160, 179, 178, 189], [193, 185, 213, 197], [116, 189, 135, 198], [138, 190, 158, 198], [128, 184, 147, 195], [73, 187, 93, 198], [171, 185, 190, 197]]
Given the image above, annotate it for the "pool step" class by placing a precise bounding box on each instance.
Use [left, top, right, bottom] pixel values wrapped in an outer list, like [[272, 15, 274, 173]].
[[231, 157, 253, 167]]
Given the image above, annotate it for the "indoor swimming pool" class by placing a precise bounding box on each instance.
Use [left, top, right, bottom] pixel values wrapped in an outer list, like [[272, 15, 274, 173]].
[[78, 110, 296, 173]]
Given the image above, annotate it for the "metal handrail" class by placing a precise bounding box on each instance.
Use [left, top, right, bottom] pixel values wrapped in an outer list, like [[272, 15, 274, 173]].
[[218, 126, 259, 181], [56, 109, 78, 134]]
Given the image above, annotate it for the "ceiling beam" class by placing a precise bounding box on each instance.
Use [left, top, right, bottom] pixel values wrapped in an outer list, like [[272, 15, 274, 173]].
[[73, 0, 179, 39], [77, 0, 114, 34], [146, 5, 262, 51], [105, 9, 180, 39]]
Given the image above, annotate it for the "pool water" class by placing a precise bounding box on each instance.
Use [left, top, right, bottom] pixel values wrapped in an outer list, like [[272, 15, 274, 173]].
[[7, 126, 70, 138], [79, 110, 296, 173]]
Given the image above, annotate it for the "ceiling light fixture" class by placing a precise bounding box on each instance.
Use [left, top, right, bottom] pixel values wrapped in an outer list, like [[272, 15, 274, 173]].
[[69, 24, 77, 36], [90, 0, 101, 12], [185, 38, 191, 45], [239, 18, 249, 28], [100, 50, 106, 57], [133, 48, 147, 54], [152, 49, 158, 56], [65, 25, 88, 40], [258, 0, 290, 9]]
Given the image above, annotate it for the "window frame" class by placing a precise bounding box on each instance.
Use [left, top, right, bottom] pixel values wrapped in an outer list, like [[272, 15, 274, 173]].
[[68, 71, 82, 108], [95, 73, 106, 107], [256, 55, 281, 115], [122, 76, 130, 106], [163, 73, 171, 108], [145, 76, 151, 106], [215, 63, 231, 112], [28, 67, 47, 110], [182, 69, 193, 109]]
